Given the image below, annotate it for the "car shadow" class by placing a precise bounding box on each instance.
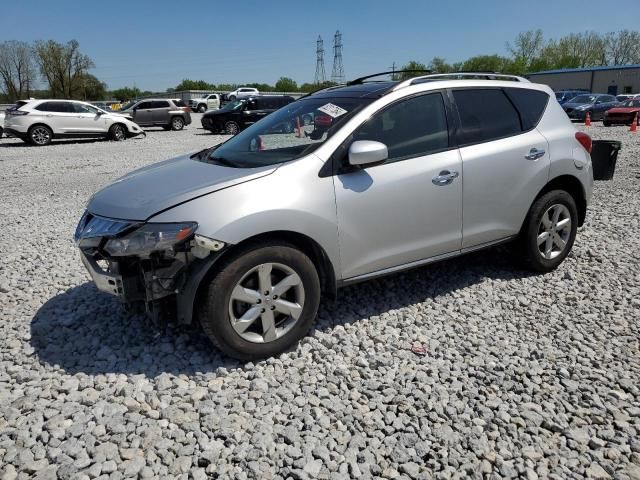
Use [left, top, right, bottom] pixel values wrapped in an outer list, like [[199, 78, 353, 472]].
[[30, 246, 536, 376], [0, 138, 109, 148]]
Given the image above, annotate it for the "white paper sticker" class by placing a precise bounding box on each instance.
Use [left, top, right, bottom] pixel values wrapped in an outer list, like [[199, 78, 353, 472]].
[[317, 103, 348, 118]]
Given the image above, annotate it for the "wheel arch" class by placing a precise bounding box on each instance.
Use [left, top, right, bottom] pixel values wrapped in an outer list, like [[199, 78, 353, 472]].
[[28, 122, 54, 136], [532, 174, 587, 226], [183, 230, 337, 325]]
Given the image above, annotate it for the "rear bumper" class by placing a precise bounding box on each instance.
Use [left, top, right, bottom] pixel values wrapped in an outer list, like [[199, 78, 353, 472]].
[[3, 127, 27, 139]]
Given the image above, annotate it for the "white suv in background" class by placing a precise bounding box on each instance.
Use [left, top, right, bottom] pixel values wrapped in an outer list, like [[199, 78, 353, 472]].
[[3, 99, 144, 146], [227, 87, 259, 101]]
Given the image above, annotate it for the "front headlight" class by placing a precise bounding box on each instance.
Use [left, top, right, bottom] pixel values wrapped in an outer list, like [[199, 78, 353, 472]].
[[104, 222, 197, 257]]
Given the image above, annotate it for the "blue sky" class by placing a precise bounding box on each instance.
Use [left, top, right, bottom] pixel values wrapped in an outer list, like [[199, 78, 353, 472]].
[[3, 0, 640, 91]]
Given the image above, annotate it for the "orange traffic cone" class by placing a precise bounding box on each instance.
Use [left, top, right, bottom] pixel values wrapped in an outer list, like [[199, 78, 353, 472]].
[[585, 111, 591, 127], [295, 116, 302, 138], [631, 113, 638, 133]]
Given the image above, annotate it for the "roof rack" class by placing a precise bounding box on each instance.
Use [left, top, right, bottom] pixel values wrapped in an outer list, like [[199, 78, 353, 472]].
[[347, 70, 432, 85], [393, 72, 530, 90]]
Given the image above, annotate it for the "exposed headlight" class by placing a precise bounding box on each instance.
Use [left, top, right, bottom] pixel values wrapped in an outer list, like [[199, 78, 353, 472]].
[[104, 222, 197, 257]]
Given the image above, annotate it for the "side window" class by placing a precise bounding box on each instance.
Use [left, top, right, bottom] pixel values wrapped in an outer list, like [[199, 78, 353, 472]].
[[453, 89, 521, 145], [35, 102, 52, 112], [504, 88, 549, 131], [151, 101, 170, 108], [246, 99, 258, 110], [353, 92, 449, 163], [73, 103, 98, 114], [136, 101, 152, 109]]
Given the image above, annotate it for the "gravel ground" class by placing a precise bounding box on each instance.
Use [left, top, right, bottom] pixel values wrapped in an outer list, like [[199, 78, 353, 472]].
[[0, 118, 639, 480]]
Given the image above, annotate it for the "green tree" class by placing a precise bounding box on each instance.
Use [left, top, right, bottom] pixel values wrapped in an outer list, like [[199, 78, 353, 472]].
[[397, 61, 429, 80], [78, 73, 106, 100], [506, 29, 544, 71], [428, 56, 454, 73], [274, 77, 298, 92], [174, 78, 216, 91], [34, 39, 94, 98], [110, 86, 142, 101]]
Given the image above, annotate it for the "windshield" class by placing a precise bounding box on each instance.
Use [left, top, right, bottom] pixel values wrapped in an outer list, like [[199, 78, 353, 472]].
[[221, 100, 245, 111], [200, 97, 373, 168], [570, 95, 596, 104], [120, 101, 137, 111], [555, 92, 565, 99]]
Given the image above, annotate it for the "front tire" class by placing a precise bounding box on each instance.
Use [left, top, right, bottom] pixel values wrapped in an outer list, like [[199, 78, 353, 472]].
[[170, 116, 185, 131], [109, 124, 127, 141], [199, 243, 321, 360], [224, 121, 239, 135], [518, 190, 578, 273], [28, 125, 52, 146], [198, 104, 207, 113], [603, 120, 611, 127]]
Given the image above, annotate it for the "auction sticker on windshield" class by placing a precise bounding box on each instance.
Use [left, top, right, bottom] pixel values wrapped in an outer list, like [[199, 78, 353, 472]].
[[317, 103, 348, 118]]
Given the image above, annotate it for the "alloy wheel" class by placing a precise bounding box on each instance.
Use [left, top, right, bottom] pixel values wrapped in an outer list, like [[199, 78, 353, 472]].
[[31, 127, 51, 145], [228, 262, 305, 344], [113, 125, 125, 140], [537, 204, 572, 260]]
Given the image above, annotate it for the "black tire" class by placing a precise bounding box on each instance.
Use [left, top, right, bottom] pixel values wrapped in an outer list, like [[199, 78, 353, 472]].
[[603, 121, 611, 127], [518, 190, 578, 273], [28, 125, 52, 146], [170, 116, 185, 131], [199, 243, 321, 360], [198, 104, 207, 113], [224, 121, 239, 135], [109, 123, 127, 141]]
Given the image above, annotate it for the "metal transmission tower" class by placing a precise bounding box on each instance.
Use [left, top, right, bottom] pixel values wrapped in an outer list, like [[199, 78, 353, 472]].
[[331, 30, 345, 84], [314, 35, 326, 85]]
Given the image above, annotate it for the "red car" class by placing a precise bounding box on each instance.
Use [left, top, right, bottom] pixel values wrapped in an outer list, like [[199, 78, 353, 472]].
[[604, 99, 640, 126]]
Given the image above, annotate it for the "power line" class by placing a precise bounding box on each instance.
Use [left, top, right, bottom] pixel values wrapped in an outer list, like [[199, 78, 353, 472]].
[[314, 35, 326, 85], [331, 30, 345, 84]]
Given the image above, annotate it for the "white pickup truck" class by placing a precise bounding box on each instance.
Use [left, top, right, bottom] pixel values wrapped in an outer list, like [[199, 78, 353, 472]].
[[188, 94, 221, 113]]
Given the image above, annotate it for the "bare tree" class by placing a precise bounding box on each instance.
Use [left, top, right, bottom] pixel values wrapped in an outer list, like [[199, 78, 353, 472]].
[[0, 41, 37, 101], [33, 39, 94, 98], [507, 29, 544, 68], [605, 30, 640, 65]]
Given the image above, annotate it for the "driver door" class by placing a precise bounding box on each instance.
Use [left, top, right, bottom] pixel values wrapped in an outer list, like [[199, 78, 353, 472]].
[[334, 92, 463, 279], [71, 103, 107, 134], [132, 101, 153, 125]]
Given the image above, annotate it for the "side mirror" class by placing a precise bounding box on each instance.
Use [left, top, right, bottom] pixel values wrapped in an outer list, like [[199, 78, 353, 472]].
[[96, 110, 104, 115], [348, 140, 388, 166]]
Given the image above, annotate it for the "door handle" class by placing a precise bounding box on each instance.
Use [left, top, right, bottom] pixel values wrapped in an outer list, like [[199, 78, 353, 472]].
[[432, 170, 459, 186], [525, 147, 546, 160]]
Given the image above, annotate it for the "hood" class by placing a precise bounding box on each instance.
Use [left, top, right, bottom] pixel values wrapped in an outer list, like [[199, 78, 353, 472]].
[[87, 153, 277, 221]]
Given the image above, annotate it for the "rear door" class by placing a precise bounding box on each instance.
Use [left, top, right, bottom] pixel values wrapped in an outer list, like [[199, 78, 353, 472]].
[[452, 87, 550, 249], [151, 100, 171, 125], [132, 101, 154, 125], [36, 101, 77, 134]]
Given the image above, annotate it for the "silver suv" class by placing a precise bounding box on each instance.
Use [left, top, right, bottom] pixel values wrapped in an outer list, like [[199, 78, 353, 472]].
[[75, 73, 593, 360]]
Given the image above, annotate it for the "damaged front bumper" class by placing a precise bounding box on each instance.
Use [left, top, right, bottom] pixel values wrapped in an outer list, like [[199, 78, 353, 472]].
[[75, 212, 226, 325]]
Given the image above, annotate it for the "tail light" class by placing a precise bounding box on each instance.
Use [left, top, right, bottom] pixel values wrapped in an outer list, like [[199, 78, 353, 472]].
[[7, 109, 28, 116], [182, 107, 189, 113], [575, 132, 592, 153]]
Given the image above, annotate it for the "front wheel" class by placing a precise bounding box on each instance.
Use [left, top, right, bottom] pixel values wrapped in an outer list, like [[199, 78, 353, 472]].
[[603, 121, 611, 127], [109, 124, 127, 141], [199, 244, 321, 360], [198, 104, 207, 113], [518, 190, 578, 273], [170, 116, 185, 131], [224, 121, 239, 135]]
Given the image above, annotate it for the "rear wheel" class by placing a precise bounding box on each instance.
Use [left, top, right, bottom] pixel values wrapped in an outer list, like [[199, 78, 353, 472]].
[[109, 124, 126, 141], [518, 190, 578, 273], [28, 125, 52, 146], [199, 243, 321, 360], [603, 120, 611, 127], [170, 116, 185, 131], [198, 104, 207, 113], [224, 121, 239, 135]]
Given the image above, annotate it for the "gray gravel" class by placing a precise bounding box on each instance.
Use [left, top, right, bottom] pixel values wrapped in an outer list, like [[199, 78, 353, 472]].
[[1, 118, 639, 479]]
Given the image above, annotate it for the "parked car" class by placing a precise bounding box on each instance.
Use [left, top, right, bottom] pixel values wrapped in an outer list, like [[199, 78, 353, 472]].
[[75, 73, 593, 360], [555, 90, 590, 105], [119, 99, 192, 130], [615, 94, 639, 102], [92, 102, 109, 110], [201, 95, 295, 135], [562, 94, 619, 121], [227, 87, 259, 101], [603, 99, 640, 126], [3, 99, 144, 146], [189, 93, 222, 113]]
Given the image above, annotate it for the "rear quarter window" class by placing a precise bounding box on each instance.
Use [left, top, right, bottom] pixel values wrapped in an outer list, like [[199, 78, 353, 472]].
[[504, 88, 549, 131], [172, 100, 187, 107], [453, 89, 521, 145]]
